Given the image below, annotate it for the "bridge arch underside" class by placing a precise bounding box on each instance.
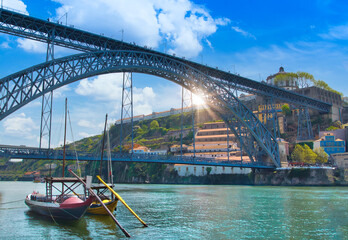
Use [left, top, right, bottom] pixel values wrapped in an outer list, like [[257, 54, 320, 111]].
[[0, 50, 280, 167]]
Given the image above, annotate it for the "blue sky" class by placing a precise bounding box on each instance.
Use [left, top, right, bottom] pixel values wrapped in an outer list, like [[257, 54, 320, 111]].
[[1, 0, 348, 147]]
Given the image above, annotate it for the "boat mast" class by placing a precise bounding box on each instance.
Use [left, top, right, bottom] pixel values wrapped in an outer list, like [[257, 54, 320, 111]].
[[62, 98, 67, 177], [99, 113, 108, 178]]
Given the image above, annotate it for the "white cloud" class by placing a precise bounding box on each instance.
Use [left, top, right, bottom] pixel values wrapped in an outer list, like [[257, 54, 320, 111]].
[[78, 119, 94, 128], [78, 132, 94, 138], [3, 113, 38, 139], [53, 0, 229, 58], [17, 38, 47, 53], [227, 40, 348, 96], [53, 85, 71, 99], [0, 42, 10, 49], [16, 38, 79, 55], [231, 26, 256, 39], [2, 0, 28, 15], [320, 24, 348, 40], [133, 86, 156, 115], [75, 73, 123, 101]]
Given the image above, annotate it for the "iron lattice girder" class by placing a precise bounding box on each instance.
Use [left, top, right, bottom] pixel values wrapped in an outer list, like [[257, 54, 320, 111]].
[[0, 50, 280, 167], [0, 9, 331, 112]]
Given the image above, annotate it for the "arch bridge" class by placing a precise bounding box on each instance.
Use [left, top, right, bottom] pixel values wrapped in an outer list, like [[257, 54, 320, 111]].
[[0, 9, 332, 168]]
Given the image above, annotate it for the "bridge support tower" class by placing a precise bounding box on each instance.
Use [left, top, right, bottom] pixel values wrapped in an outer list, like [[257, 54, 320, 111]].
[[120, 72, 134, 157], [39, 32, 55, 149], [297, 106, 313, 140]]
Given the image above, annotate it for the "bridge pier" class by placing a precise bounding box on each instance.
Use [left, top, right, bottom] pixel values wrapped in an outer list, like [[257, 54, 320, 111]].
[[120, 72, 134, 156], [297, 106, 314, 140], [39, 32, 55, 149]]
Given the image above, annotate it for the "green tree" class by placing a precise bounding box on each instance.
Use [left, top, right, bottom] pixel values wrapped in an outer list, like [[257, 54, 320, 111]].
[[314, 80, 343, 96], [314, 147, 328, 164], [150, 120, 159, 129], [206, 167, 212, 175], [303, 144, 317, 164], [296, 71, 315, 88], [274, 72, 298, 86], [291, 144, 305, 162], [281, 104, 291, 116]]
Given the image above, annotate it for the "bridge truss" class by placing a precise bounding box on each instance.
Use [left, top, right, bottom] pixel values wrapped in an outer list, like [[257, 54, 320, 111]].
[[0, 50, 281, 167], [0, 9, 333, 168], [0, 8, 331, 112]]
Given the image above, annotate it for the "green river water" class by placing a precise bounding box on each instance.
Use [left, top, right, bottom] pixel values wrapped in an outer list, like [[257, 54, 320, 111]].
[[0, 181, 347, 239]]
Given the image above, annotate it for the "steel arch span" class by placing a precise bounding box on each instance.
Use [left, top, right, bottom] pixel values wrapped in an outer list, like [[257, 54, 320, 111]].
[[0, 50, 280, 167]]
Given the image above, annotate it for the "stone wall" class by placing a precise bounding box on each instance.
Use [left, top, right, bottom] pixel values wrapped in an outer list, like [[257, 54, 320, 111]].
[[254, 168, 348, 186]]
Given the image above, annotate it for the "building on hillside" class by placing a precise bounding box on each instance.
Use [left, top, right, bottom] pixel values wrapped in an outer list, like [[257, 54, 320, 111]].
[[278, 138, 289, 166], [130, 146, 167, 155], [254, 103, 287, 134], [115, 107, 193, 125], [342, 106, 348, 124], [330, 152, 348, 169], [170, 144, 188, 153], [266, 67, 299, 90], [175, 164, 251, 176], [20, 171, 41, 181], [313, 133, 346, 155], [319, 128, 348, 148], [293, 86, 343, 121], [239, 94, 256, 102], [130, 146, 149, 154], [173, 121, 251, 177], [149, 149, 167, 155], [265, 67, 343, 121]]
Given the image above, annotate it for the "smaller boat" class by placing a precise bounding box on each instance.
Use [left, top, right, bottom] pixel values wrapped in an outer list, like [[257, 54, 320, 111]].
[[87, 184, 118, 215], [33, 177, 44, 183], [87, 114, 118, 215]]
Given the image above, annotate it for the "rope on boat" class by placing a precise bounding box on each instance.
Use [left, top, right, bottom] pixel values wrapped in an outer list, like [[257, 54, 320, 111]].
[[47, 206, 58, 225]]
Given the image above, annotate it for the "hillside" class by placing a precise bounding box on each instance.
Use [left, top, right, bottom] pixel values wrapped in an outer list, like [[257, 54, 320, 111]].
[[0, 108, 219, 182]]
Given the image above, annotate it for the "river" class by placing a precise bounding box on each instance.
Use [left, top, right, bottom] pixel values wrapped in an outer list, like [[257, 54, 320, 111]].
[[0, 181, 347, 239]]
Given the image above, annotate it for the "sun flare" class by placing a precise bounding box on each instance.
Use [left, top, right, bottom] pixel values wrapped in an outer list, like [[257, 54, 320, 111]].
[[192, 94, 206, 107]]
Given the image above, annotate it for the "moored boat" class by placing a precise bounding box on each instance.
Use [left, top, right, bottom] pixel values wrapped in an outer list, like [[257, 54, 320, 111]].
[[87, 183, 118, 215], [25, 177, 94, 220], [25, 99, 93, 220]]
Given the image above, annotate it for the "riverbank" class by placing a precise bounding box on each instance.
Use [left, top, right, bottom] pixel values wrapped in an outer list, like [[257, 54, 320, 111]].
[[107, 167, 348, 186], [2, 167, 347, 186]]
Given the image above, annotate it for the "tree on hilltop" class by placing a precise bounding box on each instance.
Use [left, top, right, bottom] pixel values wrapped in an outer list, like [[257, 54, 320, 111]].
[[150, 120, 159, 129]]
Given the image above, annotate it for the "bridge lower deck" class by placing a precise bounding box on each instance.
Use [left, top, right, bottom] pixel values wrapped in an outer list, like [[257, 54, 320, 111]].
[[0, 145, 274, 169]]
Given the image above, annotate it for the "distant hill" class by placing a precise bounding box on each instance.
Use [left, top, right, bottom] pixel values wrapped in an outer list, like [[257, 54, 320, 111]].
[[0, 108, 220, 182]]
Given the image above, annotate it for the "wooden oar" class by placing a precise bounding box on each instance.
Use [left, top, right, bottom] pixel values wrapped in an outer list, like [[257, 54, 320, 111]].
[[97, 175, 148, 227], [69, 170, 131, 237]]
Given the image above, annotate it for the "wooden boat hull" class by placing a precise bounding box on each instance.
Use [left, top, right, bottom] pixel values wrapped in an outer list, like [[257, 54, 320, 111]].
[[25, 195, 94, 220], [87, 199, 118, 215]]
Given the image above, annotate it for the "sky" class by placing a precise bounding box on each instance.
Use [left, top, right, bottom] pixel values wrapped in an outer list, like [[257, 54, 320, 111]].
[[1, 0, 348, 147]]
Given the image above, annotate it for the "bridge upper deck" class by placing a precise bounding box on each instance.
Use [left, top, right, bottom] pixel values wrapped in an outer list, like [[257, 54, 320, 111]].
[[0, 8, 331, 112]]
